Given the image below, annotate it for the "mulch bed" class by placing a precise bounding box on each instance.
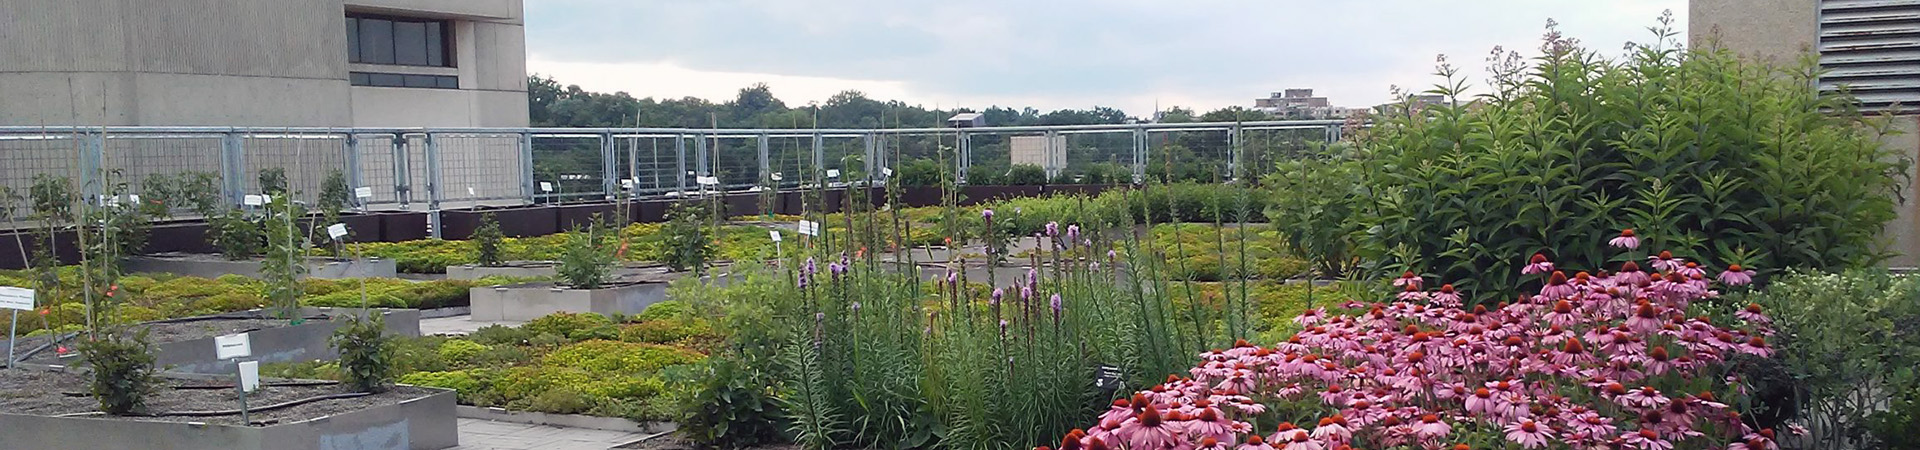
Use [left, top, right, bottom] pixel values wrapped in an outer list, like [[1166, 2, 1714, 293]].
[[17, 315, 322, 365], [0, 368, 433, 426]]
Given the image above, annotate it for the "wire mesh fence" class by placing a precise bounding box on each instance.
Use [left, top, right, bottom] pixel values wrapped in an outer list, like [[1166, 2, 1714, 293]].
[[0, 120, 1345, 232]]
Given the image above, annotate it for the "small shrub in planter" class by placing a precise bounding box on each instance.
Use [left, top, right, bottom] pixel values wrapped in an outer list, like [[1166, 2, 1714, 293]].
[[472, 212, 505, 267], [331, 313, 396, 393], [78, 329, 161, 415], [661, 202, 716, 273], [1004, 164, 1048, 185], [556, 217, 615, 289]]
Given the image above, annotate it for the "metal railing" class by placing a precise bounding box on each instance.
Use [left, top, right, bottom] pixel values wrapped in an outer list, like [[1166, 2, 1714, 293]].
[[0, 119, 1348, 237]]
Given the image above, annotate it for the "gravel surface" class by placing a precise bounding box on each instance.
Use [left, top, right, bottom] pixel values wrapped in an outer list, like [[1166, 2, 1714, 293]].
[[0, 368, 434, 426], [18, 316, 320, 365]]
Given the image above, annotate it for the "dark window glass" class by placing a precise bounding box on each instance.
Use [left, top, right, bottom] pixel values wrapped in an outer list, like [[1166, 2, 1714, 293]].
[[425, 22, 444, 66], [360, 18, 395, 64], [393, 21, 427, 65], [346, 14, 451, 67], [350, 72, 458, 89], [346, 18, 360, 62]]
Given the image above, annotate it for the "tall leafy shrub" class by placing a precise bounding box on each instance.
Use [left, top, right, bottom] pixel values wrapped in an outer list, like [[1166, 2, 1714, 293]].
[[1350, 22, 1904, 298], [1736, 269, 1920, 449], [1262, 142, 1366, 277]]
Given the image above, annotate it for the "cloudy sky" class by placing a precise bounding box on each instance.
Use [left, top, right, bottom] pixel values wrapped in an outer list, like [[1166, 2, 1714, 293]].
[[525, 1, 1686, 117]]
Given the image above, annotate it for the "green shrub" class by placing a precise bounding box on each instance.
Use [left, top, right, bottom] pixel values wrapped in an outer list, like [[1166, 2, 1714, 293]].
[[896, 159, 942, 187], [1262, 142, 1366, 277], [78, 330, 160, 415], [1736, 269, 1920, 448], [660, 202, 717, 273], [529, 387, 593, 414], [1004, 164, 1048, 185], [195, 291, 266, 313], [619, 319, 716, 345], [332, 313, 397, 393], [674, 355, 785, 449], [468, 324, 532, 346], [304, 290, 405, 308], [523, 312, 613, 340], [635, 300, 691, 322], [542, 340, 705, 373], [400, 370, 482, 394], [1348, 33, 1904, 299], [556, 218, 614, 289], [473, 213, 505, 266], [437, 339, 489, 366]]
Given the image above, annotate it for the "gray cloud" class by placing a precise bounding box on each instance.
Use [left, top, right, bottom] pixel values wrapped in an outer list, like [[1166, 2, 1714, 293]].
[[527, 0, 1684, 113]]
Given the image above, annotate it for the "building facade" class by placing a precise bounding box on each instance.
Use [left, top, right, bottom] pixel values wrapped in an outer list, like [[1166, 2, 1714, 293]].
[[0, 0, 529, 127], [1692, 0, 1920, 266]]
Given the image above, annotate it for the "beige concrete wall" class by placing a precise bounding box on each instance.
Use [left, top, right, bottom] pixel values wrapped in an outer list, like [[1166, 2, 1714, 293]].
[[0, 0, 526, 127], [1688, 0, 1818, 65], [1883, 117, 1920, 267]]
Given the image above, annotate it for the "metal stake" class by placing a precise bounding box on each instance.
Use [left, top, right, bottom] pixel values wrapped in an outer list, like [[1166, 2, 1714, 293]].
[[7, 310, 16, 369]]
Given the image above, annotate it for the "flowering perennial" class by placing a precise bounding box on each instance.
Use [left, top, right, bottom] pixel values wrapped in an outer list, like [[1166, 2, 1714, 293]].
[[1052, 244, 1781, 450]]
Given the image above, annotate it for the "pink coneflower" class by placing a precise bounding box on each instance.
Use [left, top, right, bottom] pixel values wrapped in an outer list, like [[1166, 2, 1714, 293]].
[[1738, 336, 1773, 357], [1278, 430, 1321, 450], [1465, 388, 1495, 416], [1184, 407, 1239, 444], [1618, 261, 1652, 286], [1504, 420, 1553, 449], [1544, 300, 1578, 327], [1648, 251, 1682, 272], [1413, 414, 1451, 439], [1235, 435, 1275, 450], [1393, 271, 1423, 289], [1293, 308, 1325, 327], [1523, 253, 1555, 275], [1194, 437, 1230, 450], [1717, 264, 1756, 286], [1540, 271, 1575, 299], [1728, 429, 1779, 450], [1736, 303, 1771, 325], [1117, 407, 1181, 450], [1622, 428, 1673, 450], [1310, 416, 1352, 443], [1610, 229, 1640, 250], [1618, 386, 1670, 410], [1643, 346, 1674, 375], [1431, 284, 1461, 307], [1397, 284, 1429, 302]]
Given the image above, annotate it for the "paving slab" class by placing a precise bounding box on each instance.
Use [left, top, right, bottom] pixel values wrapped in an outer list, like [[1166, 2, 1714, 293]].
[[452, 418, 658, 450]]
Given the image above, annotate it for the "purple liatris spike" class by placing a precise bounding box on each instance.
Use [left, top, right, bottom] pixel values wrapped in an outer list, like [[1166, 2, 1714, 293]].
[[991, 288, 1004, 305], [1045, 221, 1059, 237], [999, 319, 1008, 335], [1066, 225, 1080, 243], [1020, 285, 1032, 301], [803, 257, 817, 275], [1107, 249, 1118, 261], [981, 209, 994, 220], [850, 301, 860, 312], [839, 253, 851, 268], [946, 272, 957, 285], [1049, 293, 1062, 313], [1026, 268, 1037, 288], [830, 262, 846, 277]]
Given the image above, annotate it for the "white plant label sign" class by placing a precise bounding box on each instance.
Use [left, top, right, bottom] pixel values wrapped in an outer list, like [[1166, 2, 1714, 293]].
[[798, 220, 821, 236], [326, 223, 348, 240], [242, 195, 264, 206], [237, 360, 261, 393], [769, 230, 783, 242], [0, 287, 34, 311], [826, 169, 841, 178], [771, 173, 784, 181], [539, 182, 553, 192], [355, 187, 374, 199], [697, 176, 719, 186], [215, 332, 252, 360]]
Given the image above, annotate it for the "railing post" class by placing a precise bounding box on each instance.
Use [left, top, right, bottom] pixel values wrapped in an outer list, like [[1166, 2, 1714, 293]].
[[674, 134, 688, 193], [811, 132, 824, 179], [1132, 127, 1147, 184], [1228, 123, 1242, 181], [221, 131, 246, 205], [519, 132, 535, 203], [391, 134, 410, 209], [757, 133, 771, 186], [956, 131, 971, 185], [600, 131, 617, 200], [696, 133, 711, 183], [424, 132, 443, 239], [344, 133, 363, 208], [627, 135, 638, 196], [1043, 129, 1061, 180], [862, 133, 876, 180], [79, 131, 105, 202]]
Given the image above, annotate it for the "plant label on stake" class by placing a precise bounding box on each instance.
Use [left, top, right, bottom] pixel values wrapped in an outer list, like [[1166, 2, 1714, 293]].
[[243, 195, 265, 207], [0, 286, 33, 369], [797, 220, 820, 237], [354, 187, 374, 200], [236, 359, 259, 424], [327, 223, 348, 241], [826, 169, 841, 179], [697, 176, 719, 186], [215, 332, 252, 360], [1094, 364, 1125, 391], [539, 182, 553, 193], [770, 230, 783, 260]]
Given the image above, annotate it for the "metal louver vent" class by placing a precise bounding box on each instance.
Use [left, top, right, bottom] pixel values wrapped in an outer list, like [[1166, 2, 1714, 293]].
[[1819, 0, 1920, 113]]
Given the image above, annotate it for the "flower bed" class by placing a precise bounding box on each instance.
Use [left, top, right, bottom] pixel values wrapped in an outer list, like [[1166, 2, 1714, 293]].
[[1052, 248, 1785, 450]]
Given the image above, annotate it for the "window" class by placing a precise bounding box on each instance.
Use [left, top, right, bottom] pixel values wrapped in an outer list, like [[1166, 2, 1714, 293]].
[[347, 14, 452, 67], [351, 72, 459, 89]]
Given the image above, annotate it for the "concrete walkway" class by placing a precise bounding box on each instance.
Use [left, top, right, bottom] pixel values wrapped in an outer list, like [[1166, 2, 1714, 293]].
[[423, 315, 520, 335], [452, 418, 659, 450]]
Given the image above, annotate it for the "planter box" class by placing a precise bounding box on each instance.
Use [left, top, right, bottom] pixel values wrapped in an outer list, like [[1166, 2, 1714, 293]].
[[0, 385, 459, 450], [125, 254, 397, 280], [469, 282, 670, 322], [31, 308, 421, 374], [443, 261, 663, 281]]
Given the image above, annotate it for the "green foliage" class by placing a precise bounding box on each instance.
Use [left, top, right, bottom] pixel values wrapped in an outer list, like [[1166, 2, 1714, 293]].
[[469, 324, 533, 346], [1003, 164, 1049, 185], [78, 330, 160, 415], [897, 159, 943, 187], [438, 339, 490, 365], [332, 313, 397, 393], [1349, 27, 1905, 299], [472, 213, 505, 267], [556, 217, 614, 289], [1735, 269, 1920, 449], [317, 169, 351, 217], [635, 300, 691, 322], [208, 212, 263, 260], [259, 194, 306, 318], [1141, 224, 1307, 281], [1869, 384, 1920, 449], [257, 168, 288, 195], [1263, 142, 1366, 277], [523, 312, 614, 340], [672, 355, 786, 449], [663, 202, 717, 273]]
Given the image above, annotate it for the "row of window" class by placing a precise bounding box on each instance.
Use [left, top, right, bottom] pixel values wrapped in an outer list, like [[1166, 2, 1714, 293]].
[[350, 72, 459, 89], [347, 14, 452, 67]]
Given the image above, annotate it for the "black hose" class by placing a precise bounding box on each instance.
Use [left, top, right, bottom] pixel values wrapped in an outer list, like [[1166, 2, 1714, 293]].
[[156, 392, 372, 417]]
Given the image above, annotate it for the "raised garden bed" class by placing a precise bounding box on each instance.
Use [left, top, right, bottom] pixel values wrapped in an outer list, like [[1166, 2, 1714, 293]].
[[19, 307, 421, 374], [444, 260, 664, 281], [0, 367, 457, 450], [126, 253, 397, 280], [469, 280, 670, 322]]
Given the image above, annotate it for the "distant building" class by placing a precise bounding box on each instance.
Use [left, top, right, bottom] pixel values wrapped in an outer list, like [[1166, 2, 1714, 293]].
[[1254, 89, 1351, 118], [1010, 135, 1067, 178], [0, 0, 530, 127]]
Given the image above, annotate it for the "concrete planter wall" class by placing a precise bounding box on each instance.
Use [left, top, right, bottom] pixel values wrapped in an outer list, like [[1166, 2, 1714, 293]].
[[37, 308, 421, 374], [125, 255, 397, 280], [0, 387, 459, 450], [469, 282, 669, 322], [444, 262, 662, 281]]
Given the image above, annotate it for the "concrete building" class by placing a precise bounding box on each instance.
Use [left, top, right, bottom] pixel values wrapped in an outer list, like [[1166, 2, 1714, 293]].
[[1011, 135, 1068, 178], [1254, 89, 1352, 118], [1692, 0, 1920, 266], [0, 0, 529, 127]]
